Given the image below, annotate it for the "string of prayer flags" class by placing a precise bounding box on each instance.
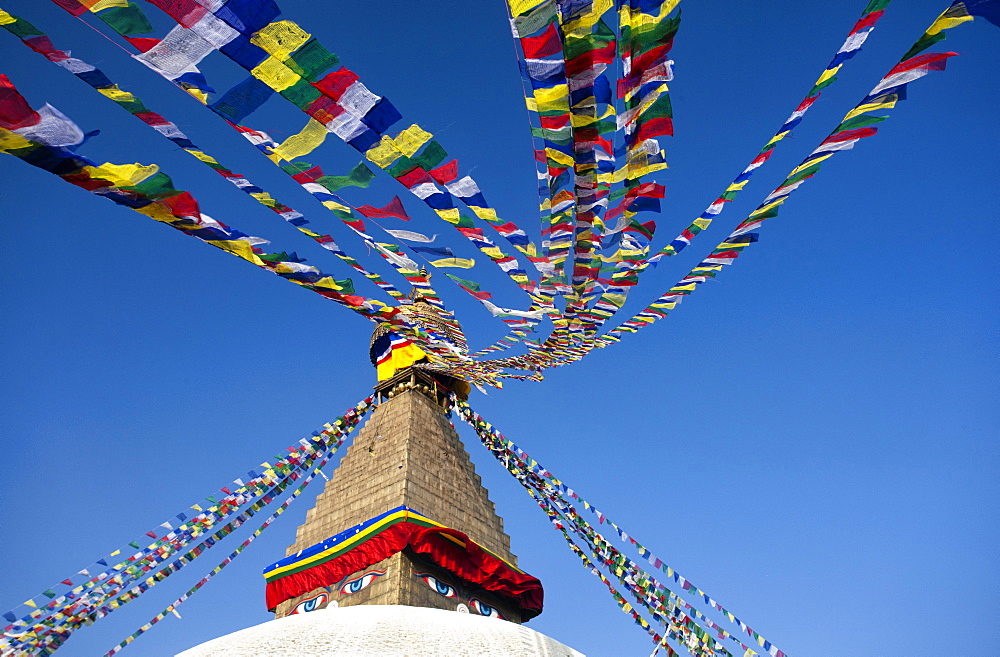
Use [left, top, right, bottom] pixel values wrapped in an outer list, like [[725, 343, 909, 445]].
[[0, 13, 421, 314], [3, 17, 479, 368], [0, 80, 459, 358], [36, 1, 541, 362], [585, 0, 895, 342], [644, 0, 892, 265], [99, 426, 358, 657], [456, 398, 775, 657], [89, 3, 548, 301], [593, 0, 984, 350], [105, 1, 540, 328], [1, 396, 375, 657]]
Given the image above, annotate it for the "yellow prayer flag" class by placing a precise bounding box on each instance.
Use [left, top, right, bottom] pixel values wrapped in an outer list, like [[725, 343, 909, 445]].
[[82, 0, 129, 11], [96, 84, 139, 104], [189, 150, 220, 165], [435, 208, 461, 225], [272, 118, 329, 162], [133, 201, 178, 223], [0, 128, 35, 152], [366, 135, 403, 168], [562, 0, 613, 35], [0, 10, 17, 25], [843, 94, 899, 121], [620, 0, 679, 30], [926, 9, 973, 35], [393, 124, 433, 157], [471, 207, 499, 223], [90, 162, 159, 186], [251, 20, 311, 58], [533, 84, 570, 112], [184, 88, 209, 104], [813, 64, 841, 86], [545, 148, 574, 167], [321, 199, 352, 213], [250, 56, 301, 92], [508, 0, 546, 17], [430, 258, 476, 269], [787, 153, 833, 178]]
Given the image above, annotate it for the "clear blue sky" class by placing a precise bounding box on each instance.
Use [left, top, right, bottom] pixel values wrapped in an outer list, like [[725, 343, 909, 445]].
[[1, 1, 997, 656]]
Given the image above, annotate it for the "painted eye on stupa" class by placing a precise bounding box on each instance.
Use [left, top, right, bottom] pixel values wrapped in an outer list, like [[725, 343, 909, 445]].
[[291, 592, 328, 614], [469, 598, 505, 619], [339, 570, 386, 595], [414, 572, 457, 598]]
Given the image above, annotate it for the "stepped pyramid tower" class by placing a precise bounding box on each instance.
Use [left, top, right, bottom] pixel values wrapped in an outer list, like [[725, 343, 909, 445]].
[[178, 279, 583, 655]]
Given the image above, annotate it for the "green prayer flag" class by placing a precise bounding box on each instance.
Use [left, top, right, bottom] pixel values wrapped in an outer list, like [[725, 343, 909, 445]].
[[2, 17, 44, 39], [513, 1, 556, 37], [96, 2, 154, 36], [280, 162, 314, 176], [121, 172, 178, 200], [410, 141, 448, 172], [316, 161, 375, 192], [901, 31, 947, 61], [279, 78, 322, 110], [836, 114, 887, 132], [444, 273, 480, 291], [283, 39, 340, 82]]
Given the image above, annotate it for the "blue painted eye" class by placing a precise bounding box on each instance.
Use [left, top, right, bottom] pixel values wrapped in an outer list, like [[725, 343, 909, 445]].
[[339, 570, 385, 595], [291, 592, 328, 614], [470, 598, 504, 619], [415, 572, 457, 598]]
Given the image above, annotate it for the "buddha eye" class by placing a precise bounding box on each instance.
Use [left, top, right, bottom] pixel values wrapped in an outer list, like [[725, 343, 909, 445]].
[[415, 572, 457, 598], [469, 598, 504, 619], [291, 592, 328, 614], [339, 570, 386, 595]]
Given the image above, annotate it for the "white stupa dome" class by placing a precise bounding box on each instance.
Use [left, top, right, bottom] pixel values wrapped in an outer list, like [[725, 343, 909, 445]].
[[175, 605, 585, 656]]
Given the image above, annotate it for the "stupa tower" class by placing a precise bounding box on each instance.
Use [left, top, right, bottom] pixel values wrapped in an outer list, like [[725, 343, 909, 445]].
[[263, 278, 542, 623]]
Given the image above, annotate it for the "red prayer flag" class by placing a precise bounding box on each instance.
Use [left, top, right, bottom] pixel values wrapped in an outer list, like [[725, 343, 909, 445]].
[[633, 116, 674, 143], [851, 10, 884, 35], [520, 22, 561, 58], [822, 126, 878, 144], [314, 68, 360, 100], [23, 36, 60, 57], [0, 74, 40, 130], [355, 196, 410, 220], [145, 0, 208, 28], [396, 167, 433, 188], [429, 159, 458, 185], [50, 0, 88, 16], [291, 165, 324, 183], [887, 51, 957, 76], [125, 37, 161, 53], [160, 191, 201, 219]]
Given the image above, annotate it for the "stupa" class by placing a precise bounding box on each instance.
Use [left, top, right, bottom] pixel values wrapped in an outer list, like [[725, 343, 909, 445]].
[[176, 279, 584, 656]]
